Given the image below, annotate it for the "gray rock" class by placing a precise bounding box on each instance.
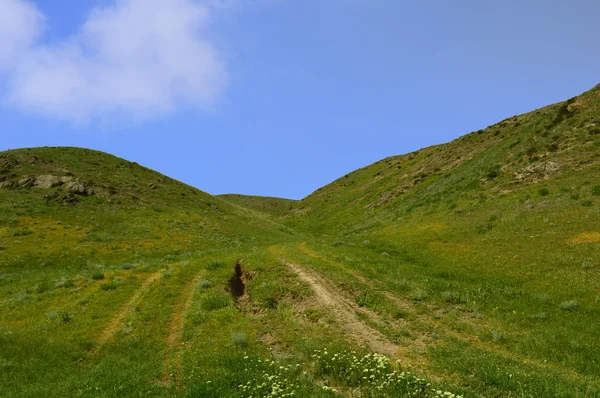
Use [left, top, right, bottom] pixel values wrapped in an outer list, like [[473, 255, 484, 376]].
[[65, 179, 89, 196], [18, 177, 35, 187], [43, 191, 60, 201], [0, 174, 15, 182], [514, 162, 561, 183], [35, 175, 63, 189], [60, 176, 74, 184], [0, 157, 19, 170], [0, 181, 15, 189], [58, 194, 79, 205]]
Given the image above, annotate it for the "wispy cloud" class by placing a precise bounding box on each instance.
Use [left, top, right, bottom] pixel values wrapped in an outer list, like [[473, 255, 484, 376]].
[[0, 0, 228, 123], [0, 0, 44, 72]]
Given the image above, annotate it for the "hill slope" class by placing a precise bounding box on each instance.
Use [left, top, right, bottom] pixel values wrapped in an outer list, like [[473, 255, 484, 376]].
[[282, 84, 600, 234], [218, 194, 297, 218], [0, 147, 295, 272], [2, 85, 600, 398], [270, 84, 600, 396]]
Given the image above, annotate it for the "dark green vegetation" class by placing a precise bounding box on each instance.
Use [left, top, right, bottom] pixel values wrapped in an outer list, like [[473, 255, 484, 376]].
[[1, 85, 600, 397]]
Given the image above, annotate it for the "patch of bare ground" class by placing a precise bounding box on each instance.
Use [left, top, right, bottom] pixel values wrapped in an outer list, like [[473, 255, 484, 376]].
[[94, 270, 164, 352], [297, 242, 430, 355], [299, 242, 425, 318], [273, 250, 400, 357]]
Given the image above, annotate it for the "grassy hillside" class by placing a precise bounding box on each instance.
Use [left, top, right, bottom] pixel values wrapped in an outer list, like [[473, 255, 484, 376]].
[[0, 147, 460, 398], [218, 194, 297, 218], [0, 147, 294, 272], [272, 85, 600, 396], [2, 84, 600, 398], [283, 84, 600, 234]]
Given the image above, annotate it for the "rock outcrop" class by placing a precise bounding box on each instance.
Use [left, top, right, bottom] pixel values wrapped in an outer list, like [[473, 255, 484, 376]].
[[18, 177, 35, 187], [34, 175, 63, 189], [0, 173, 103, 203], [514, 162, 561, 184], [64, 179, 94, 196]]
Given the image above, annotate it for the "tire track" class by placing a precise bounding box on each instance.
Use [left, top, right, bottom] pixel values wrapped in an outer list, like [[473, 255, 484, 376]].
[[160, 272, 205, 385], [296, 243, 590, 381], [272, 248, 400, 357], [94, 269, 164, 352], [298, 241, 419, 315]]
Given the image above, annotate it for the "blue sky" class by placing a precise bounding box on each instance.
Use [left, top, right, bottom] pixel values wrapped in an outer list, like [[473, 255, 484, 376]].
[[1, 0, 599, 199]]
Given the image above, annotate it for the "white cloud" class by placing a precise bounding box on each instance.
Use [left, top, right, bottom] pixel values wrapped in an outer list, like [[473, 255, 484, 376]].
[[0, 0, 44, 71], [1, 0, 228, 123]]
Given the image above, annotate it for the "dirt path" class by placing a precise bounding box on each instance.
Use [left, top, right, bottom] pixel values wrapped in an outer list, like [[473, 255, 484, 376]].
[[160, 272, 205, 384], [274, 252, 400, 357], [298, 241, 417, 314], [95, 270, 164, 352], [295, 243, 434, 360], [296, 243, 591, 382]]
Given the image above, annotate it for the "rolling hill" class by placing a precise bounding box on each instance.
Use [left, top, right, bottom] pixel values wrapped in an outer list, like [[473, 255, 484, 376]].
[[281, 84, 600, 234], [218, 194, 297, 218], [0, 147, 292, 271], [1, 85, 599, 397]]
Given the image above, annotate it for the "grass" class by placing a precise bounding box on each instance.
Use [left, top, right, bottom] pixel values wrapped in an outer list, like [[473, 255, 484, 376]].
[[1, 84, 600, 396], [218, 194, 298, 218]]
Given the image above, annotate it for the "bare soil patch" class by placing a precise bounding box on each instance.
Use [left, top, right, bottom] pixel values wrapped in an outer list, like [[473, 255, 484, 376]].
[[277, 255, 400, 357]]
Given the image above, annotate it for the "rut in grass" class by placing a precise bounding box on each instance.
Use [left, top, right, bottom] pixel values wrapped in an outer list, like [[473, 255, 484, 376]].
[[297, 242, 594, 381], [95, 269, 164, 352], [160, 271, 206, 385], [271, 247, 400, 357]]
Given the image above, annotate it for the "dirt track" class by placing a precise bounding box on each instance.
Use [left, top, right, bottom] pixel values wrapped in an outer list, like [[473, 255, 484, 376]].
[[160, 272, 205, 384], [278, 256, 400, 357], [95, 270, 164, 351]]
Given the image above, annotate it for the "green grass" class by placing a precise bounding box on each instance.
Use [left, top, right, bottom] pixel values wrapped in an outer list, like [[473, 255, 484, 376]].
[[218, 194, 298, 218], [1, 84, 600, 396]]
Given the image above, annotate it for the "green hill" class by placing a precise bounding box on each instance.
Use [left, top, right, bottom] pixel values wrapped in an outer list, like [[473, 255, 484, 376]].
[[1, 85, 600, 397], [0, 147, 290, 272], [218, 194, 297, 218], [271, 84, 600, 396], [282, 84, 600, 234]]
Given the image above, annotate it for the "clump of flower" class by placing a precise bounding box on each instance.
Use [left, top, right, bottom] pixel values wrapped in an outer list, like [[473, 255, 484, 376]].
[[313, 349, 462, 398], [238, 355, 301, 398], [236, 349, 460, 397]]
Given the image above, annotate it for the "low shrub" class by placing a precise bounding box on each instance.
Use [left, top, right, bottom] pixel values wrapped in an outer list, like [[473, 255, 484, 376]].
[[101, 281, 118, 291], [231, 332, 248, 348], [559, 300, 579, 311], [355, 294, 371, 307], [411, 289, 428, 301], [475, 222, 493, 234], [198, 279, 211, 289], [92, 272, 105, 280], [441, 291, 466, 304], [201, 293, 230, 311], [207, 260, 225, 270], [12, 230, 33, 237], [529, 312, 547, 321], [490, 330, 506, 342], [59, 311, 73, 323], [56, 278, 75, 288]]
